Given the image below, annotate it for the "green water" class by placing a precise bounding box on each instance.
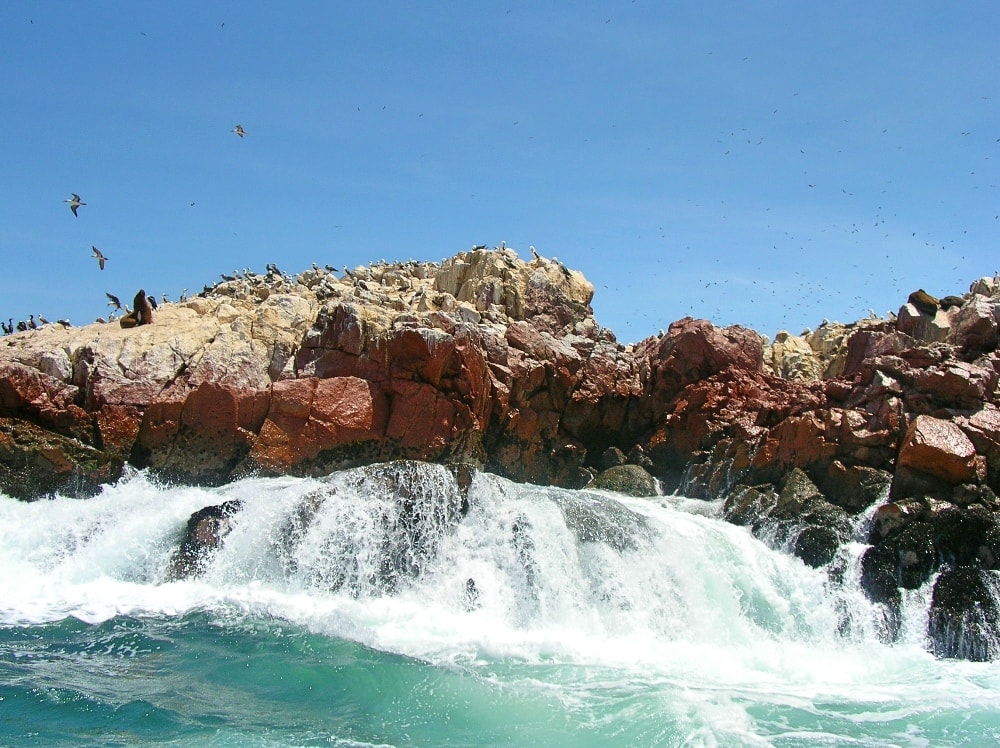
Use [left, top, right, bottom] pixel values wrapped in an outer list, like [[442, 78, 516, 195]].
[[4, 611, 1000, 747], [0, 614, 687, 747]]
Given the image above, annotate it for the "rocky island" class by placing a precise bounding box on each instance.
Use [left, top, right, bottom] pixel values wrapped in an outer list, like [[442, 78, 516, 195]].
[[3, 246, 1000, 659]]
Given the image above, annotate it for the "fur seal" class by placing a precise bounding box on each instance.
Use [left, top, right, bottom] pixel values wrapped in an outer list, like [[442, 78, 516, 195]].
[[118, 290, 154, 328], [134, 289, 154, 325], [907, 289, 939, 316]]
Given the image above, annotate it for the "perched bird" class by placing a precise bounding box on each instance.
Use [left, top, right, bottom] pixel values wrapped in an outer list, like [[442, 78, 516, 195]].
[[91, 246, 108, 270], [65, 193, 86, 216], [148, 295, 158, 310], [232, 124, 245, 138], [106, 292, 122, 311], [2, 319, 12, 335], [530, 245, 540, 260]]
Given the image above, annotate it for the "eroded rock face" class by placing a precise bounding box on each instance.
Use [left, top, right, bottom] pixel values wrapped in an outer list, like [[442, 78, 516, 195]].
[[0, 248, 613, 491], [6, 254, 1000, 655]]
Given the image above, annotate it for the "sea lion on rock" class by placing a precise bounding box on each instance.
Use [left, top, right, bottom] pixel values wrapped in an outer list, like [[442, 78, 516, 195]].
[[940, 295, 965, 310], [907, 289, 939, 316], [119, 289, 154, 328], [134, 289, 154, 325]]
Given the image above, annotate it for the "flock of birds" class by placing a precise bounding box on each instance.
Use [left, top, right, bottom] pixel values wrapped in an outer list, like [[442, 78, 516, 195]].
[[2, 126, 248, 336]]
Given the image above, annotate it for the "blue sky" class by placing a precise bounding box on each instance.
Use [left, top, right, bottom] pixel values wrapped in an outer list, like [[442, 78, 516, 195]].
[[3, 2, 998, 342]]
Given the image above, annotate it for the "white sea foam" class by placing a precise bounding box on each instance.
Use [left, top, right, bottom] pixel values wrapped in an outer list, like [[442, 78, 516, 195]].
[[3, 466, 1000, 744]]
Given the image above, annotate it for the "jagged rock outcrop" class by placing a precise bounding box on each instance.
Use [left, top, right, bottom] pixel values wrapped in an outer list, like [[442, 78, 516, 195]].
[[4, 248, 1000, 659]]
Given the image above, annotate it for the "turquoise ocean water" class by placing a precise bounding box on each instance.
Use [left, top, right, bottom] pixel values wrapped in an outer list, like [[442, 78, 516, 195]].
[[1, 464, 999, 747]]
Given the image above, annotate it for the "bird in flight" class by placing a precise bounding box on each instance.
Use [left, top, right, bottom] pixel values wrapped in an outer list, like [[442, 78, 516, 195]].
[[106, 292, 122, 310], [65, 193, 86, 216], [91, 246, 108, 270], [232, 124, 246, 138]]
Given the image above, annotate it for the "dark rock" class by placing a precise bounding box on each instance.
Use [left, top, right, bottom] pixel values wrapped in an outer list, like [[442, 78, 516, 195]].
[[773, 470, 851, 566], [890, 522, 937, 589], [448, 461, 478, 514], [869, 500, 925, 540], [927, 567, 1000, 661], [775, 467, 826, 513], [859, 543, 902, 641], [552, 490, 650, 551], [600, 446, 627, 470], [722, 483, 777, 526], [0, 417, 123, 500], [817, 460, 892, 512], [794, 525, 842, 568], [169, 499, 245, 579], [931, 505, 1000, 569], [722, 468, 850, 567], [589, 464, 658, 497], [626, 444, 654, 469]]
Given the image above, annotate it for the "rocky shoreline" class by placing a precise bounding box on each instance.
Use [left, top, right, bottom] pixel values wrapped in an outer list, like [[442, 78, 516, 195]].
[[3, 246, 1000, 659]]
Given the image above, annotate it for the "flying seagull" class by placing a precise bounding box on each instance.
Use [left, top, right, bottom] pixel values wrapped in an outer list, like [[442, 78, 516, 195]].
[[106, 292, 122, 311], [65, 193, 85, 216], [232, 124, 245, 138], [91, 246, 108, 270]]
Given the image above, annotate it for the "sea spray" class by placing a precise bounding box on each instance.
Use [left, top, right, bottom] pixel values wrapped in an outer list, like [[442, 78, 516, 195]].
[[2, 465, 1000, 746]]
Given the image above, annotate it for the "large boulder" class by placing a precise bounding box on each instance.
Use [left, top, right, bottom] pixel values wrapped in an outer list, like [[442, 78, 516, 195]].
[[950, 294, 999, 356], [588, 464, 658, 497], [927, 567, 1000, 661], [896, 415, 977, 485]]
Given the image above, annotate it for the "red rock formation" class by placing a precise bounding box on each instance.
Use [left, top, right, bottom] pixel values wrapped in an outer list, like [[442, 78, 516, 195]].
[[0, 251, 999, 518], [898, 415, 977, 484]]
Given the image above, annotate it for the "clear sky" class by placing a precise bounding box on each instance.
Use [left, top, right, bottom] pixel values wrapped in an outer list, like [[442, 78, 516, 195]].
[[3, 2, 998, 343]]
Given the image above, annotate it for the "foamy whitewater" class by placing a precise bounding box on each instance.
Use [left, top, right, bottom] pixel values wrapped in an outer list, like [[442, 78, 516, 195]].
[[2, 464, 999, 747]]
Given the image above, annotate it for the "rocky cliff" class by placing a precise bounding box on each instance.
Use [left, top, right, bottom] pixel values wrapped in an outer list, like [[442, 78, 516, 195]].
[[4, 247, 1000, 658]]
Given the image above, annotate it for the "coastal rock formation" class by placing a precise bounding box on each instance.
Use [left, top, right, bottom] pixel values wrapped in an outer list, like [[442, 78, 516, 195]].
[[3, 248, 1000, 659]]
